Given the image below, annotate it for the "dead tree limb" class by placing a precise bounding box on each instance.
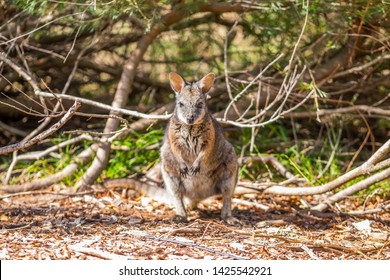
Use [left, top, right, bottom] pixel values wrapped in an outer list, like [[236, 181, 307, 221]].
[[261, 139, 390, 197], [312, 167, 390, 212], [0, 100, 81, 155], [0, 143, 97, 193]]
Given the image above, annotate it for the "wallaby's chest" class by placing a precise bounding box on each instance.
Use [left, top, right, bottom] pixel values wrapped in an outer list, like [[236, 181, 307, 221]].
[[169, 121, 210, 156], [177, 124, 207, 154]]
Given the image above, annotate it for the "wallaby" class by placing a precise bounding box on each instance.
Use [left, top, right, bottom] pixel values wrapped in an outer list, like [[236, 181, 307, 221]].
[[160, 72, 238, 224], [103, 73, 238, 224]]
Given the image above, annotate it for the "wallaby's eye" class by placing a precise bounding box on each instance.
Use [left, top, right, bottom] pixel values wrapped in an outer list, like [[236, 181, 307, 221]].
[[196, 103, 203, 109], [178, 102, 184, 107]]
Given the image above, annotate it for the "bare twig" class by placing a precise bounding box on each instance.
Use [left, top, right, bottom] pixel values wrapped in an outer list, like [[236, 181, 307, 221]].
[[223, 19, 240, 118], [0, 101, 81, 155], [333, 53, 390, 78], [0, 143, 97, 193], [312, 167, 390, 212], [0, 121, 27, 137], [316, 125, 343, 180], [223, 53, 284, 121], [344, 203, 390, 216], [69, 244, 132, 260], [0, 52, 169, 120]]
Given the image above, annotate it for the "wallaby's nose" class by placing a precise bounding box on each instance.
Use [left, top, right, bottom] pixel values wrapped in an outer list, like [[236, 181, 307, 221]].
[[187, 116, 195, 124]]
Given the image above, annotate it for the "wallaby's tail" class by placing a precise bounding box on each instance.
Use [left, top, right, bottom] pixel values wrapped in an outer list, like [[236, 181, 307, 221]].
[[98, 178, 173, 205]]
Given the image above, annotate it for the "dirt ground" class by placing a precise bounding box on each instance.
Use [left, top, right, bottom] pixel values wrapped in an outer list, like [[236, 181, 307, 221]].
[[0, 189, 389, 260]]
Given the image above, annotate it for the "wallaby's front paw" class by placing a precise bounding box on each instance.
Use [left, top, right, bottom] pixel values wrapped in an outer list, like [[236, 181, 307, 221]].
[[188, 164, 200, 176], [179, 164, 188, 177], [173, 215, 188, 223]]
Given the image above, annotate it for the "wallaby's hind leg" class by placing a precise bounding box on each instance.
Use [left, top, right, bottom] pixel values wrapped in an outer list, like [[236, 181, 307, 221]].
[[218, 170, 240, 225], [161, 167, 188, 223]]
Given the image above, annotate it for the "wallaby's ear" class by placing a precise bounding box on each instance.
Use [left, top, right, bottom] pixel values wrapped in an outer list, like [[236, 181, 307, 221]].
[[198, 73, 215, 94], [169, 72, 186, 94]]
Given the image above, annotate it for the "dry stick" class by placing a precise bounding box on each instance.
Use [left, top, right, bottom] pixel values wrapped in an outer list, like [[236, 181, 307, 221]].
[[0, 72, 49, 117], [316, 125, 343, 180], [0, 143, 97, 193], [0, 52, 170, 120], [14, 134, 94, 161], [0, 189, 97, 200], [0, 121, 27, 137], [0, 101, 81, 155], [69, 245, 131, 260], [263, 138, 390, 196], [312, 167, 390, 212], [3, 54, 87, 184], [333, 53, 390, 78], [345, 203, 390, 216], [26, 90, 171, 120], [287, 105, 390, 119], [223, 19, 240, 119]]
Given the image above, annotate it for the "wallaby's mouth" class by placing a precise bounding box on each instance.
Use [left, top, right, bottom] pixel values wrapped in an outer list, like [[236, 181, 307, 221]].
[[180, 118, 202, 126], [186, 117, 195, 124], [176, 112, 205, 125]]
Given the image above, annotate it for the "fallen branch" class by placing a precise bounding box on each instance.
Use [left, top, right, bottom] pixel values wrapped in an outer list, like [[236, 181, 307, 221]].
[[0, 143, 97, 193], [69, 237, 132, 260], [263, 139, 390, 196], [0, 101, 81, 155], [70, 246, 131, 260], [69, 244, 131, 260], [344, 203, 390, 216], [232, 198, 270, 212], [312, 167, 390, 212], [0, 121, 27, 137]]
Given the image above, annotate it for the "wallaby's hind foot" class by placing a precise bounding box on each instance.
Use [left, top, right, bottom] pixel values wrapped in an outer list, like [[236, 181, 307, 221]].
[[224, 216, 242, 226], [173, 215, 188, 224]]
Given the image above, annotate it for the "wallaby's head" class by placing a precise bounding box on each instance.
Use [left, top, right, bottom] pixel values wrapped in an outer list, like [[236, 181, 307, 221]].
[[169, 72, 215, 125]]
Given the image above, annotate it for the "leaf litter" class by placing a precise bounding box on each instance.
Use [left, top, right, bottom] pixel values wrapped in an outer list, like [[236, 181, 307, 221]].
[[0, 189, 389, 260]]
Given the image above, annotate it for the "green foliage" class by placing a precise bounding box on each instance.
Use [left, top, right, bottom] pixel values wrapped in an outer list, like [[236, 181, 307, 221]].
[[102, 129, 164, 179], [0, 129, 164, 185], [238, 123, 342, 184]]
